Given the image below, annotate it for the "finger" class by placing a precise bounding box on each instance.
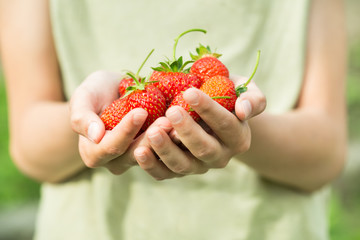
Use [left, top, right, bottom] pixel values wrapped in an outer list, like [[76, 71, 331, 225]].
[[99, 108, 148, 157], [147, 126, 209, 174], [103, 117, 173, 175], [165, 106, 224, 164], [130, 116, 173, 152], [70, 91, 106, 143], [235, 81, 266, 121], [169, 129, 182, 145], [80, 108, 148, 168], [134, 146, 178, 180], [182, 88, 246, 149]]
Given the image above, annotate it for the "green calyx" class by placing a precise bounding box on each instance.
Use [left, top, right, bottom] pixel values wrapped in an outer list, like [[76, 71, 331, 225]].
[[152, 56, 194, 73], [190, 44, 221, 61], [235, 50, 261, 96], [122, 49, 155, 98], [152, 28, 207, 73]]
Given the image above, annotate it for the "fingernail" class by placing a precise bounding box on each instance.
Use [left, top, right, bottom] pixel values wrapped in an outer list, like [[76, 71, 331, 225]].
[[166, 108, 183, 125], [88, 122, 100, 142], [241, 100, 252, 119], [133, 111, 148, 126], [134, 148, 147, 163], [183, 88, 199, 106], [147, 128, 163, 146]]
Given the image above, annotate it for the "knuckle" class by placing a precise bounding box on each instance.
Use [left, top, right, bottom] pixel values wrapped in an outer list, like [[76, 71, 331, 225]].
[[121, 123, 138, 136], [238, 138, 251, 153], [164, 157, 191, 175], [107, 167, 125, 175], [140, 162, 155, 171], [70, 112, 84, 132], [156, 148, 172, 159], [105, 160, 131, 175], [257, 94, 267, 113], [198, 168, 209, 174], [83, 157, 100, 169], [194, 145, 216, 160], [104, 145, 126, 157], [212, 158, 229, 169], [195, 100, 212, 116], [216, 115, 234, 132], [79, 148, 99, 168], [236, 139, 251, 154], [176, 125, 193, 138], [261, 98, 267, 112], [154, 176, 166, 181], [172, 161, 192, 175]]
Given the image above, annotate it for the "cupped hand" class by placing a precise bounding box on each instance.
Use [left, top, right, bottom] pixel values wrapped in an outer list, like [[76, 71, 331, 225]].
[[69, 71, 149, 174], [133, 75, 266, 180]]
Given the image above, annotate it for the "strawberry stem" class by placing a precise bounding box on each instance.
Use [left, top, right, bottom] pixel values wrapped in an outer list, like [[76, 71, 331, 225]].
[[211, 96, 231, 99], [124, 49, 155, 93], [235, 50, 261, 96], [173, 29, 207, 61], [136, 49, 155, 77]]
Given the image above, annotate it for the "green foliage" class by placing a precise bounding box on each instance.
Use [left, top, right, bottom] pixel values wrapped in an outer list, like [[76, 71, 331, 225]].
[[328, 40, 360, 240], [346, 41, 360, 139], [0, 72, 40, 209], [329, 190, 360, 240]]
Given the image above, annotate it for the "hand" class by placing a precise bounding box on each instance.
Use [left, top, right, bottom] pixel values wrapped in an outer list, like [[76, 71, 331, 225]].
[[133, 75, 266, 180], [69, 71, 149, 174]]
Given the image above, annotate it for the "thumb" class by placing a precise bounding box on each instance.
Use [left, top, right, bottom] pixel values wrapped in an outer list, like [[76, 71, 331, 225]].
[[69, 90, 106, 143], [70, 109, 106, 144], [235, 82, 266, 121]]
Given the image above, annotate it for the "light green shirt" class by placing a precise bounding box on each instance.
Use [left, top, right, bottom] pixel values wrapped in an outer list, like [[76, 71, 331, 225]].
[[35, 1, 331, 239]]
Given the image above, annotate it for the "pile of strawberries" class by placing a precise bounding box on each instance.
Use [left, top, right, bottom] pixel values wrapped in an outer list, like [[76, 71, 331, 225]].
[[100, 29, 260, 133]]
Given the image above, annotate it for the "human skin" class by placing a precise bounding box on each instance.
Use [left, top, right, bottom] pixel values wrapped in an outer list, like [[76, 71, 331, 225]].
[[0, 0, 347, 192]]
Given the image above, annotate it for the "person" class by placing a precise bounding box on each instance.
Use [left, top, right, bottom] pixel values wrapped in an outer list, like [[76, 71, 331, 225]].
[[0, 0, 347, 239]]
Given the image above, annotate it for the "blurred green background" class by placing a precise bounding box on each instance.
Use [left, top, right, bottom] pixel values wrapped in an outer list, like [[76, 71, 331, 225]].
[[0, 1, 360, 239]]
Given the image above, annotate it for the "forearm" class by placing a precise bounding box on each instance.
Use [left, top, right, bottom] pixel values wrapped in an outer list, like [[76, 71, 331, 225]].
[[238, 109, 347, 192], [10, 101, 85, 183]]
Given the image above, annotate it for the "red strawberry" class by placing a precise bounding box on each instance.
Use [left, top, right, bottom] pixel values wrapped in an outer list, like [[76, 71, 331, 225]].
[[118, 77, 135, 97], [150, 70, 201, 105], [118, 49, 154, 97], [127, 84, 166, 131], [100, 96, 129, 130], [101, 49, 167, 133], [200, 75, 237, 112], [199, 50, 261, 112], [190, 44, 229, 84], [101, 80, 166, 132], [150, 29, 206, 105], [169, 92, 201, 122]]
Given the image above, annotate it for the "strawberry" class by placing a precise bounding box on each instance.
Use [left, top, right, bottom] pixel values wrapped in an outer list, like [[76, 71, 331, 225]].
[[190, 44, 229, 84], [118, 49, 154, 97], [101, 78, 166, 132], [200, 75, 237, 112], [118, 77, 134, 97], [169, 92, 201, 122], [150, 69, 201, 106], [199, 50, 261, 112], [150, 29, 206, 105], [101, 50, 167, 133], [100, 96, 129, 130]]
